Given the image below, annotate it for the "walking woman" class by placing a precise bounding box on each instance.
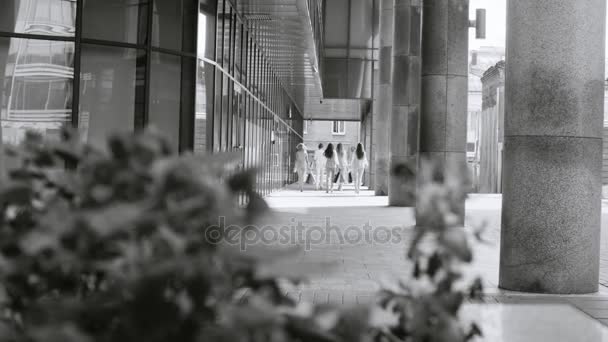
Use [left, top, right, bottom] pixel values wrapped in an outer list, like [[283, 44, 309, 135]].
[[294, 143, 308, 192], [351, 143, 368, 194], [335, 143, 349, 191], [324, 143, 338, 193]]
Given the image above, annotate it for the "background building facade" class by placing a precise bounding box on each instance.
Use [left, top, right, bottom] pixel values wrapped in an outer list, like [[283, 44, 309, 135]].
[[303, 120, 361, 153]]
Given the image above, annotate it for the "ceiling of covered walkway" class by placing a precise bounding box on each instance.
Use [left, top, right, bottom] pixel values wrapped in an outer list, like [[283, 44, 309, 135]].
[[236, 0, 373, 122]]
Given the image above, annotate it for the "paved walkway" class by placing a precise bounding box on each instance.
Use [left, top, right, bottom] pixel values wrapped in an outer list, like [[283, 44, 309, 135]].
[[260, 183, 608, 324]]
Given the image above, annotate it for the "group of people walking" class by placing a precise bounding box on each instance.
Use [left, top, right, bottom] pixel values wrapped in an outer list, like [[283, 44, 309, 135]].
[[294, 142, 368, 194]]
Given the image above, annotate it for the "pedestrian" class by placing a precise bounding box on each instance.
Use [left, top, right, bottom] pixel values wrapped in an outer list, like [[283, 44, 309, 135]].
[[336, 143, 349, 191], [313, 143, 326, 190], [324, 143, 338, 193], [294, 143, 308, 192], [351, 143, 368, 194]]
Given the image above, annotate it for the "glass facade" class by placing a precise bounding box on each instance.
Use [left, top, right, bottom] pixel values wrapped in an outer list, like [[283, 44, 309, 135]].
[[0, 0, 303, 196], [322, 0, 378, 99]]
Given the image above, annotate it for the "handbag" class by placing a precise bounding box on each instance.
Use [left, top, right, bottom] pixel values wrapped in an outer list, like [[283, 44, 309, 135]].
[[348, 172, 353, 183], [306, 173, 315, 184], [333, 171, 340, 183]]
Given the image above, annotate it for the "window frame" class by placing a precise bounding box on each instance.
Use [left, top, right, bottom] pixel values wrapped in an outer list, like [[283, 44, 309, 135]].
[[331, 120, 345, 135]]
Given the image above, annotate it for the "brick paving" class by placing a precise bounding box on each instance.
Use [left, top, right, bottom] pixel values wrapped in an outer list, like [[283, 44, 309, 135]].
[[262, 185, 608, 324]]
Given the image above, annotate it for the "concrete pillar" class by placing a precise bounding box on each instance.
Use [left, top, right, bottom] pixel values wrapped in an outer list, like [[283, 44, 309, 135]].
[[419, 0, 469, 219], [388, 0, 422, 206], [374, 0, 394, 196], [499, 0, 606, 294]]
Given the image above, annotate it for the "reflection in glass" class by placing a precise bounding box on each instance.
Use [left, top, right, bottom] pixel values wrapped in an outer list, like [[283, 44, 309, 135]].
[[323, 0, 348, 47], [82, 0, 148, 44], [149, 52, 180, 150], [195, 60, 214, 153], [151, 0, 196, 52], [79, 44, 144, 147], [0, 37, 74, 144], [349, 0, 373, 49], [197, 3, 215, 60], [0, 0, 76, 37]]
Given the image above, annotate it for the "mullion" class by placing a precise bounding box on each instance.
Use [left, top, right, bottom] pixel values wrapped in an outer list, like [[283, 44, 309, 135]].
[[71, 0, 83, 129]]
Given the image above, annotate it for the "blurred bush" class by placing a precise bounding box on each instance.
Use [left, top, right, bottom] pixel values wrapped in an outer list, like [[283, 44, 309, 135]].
[[0, 130, 481, 342]]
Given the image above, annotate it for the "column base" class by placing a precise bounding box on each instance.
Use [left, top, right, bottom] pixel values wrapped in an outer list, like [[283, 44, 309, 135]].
[[499, 135, 601, 294]]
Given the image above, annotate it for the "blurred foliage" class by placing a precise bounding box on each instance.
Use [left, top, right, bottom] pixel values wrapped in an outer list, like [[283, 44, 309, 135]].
[[374, 158, 483, 342], [0, 130, 481, 342]]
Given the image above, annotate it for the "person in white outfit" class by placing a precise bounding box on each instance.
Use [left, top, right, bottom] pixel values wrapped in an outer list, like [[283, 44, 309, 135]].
[[335, 143, 349, 191], [294, 143, 308, 192], [313, 143, 326, 190], [351, 143, 368, 194], [324, 143, 338, 193]]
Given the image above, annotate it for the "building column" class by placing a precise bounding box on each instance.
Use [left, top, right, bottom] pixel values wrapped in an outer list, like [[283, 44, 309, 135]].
[[499, 0, 606, 294], [419, 0, 469, 218], [388, 0, 422, 207], [374, 0, 394, 196]]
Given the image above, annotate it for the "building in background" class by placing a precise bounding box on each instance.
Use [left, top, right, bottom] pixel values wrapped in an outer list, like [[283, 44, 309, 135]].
[[303, 120, 360, 155], [467, 47, 505, 192]]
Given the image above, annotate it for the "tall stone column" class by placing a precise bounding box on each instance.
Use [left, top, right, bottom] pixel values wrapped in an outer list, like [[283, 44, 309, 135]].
[[374, 0, 394, 196], [419, 0, 469, 218], [499, 0, 606, 294], [388, 0, 422, 206]]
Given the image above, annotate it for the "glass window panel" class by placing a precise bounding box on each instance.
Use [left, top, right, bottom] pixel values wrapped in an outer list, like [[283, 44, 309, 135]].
[[349, 0, 373, 49], [215, 0, 224, 63], [347, 59, 373, 98], [0, 37, 73, 144], [149, 52, 180, 150], [82, 0, 148, 44], [0, 0, 76, 37], [348, 48, 373, 59], [79, 44, 144, 147], [220, 73, 229, 150], [197, 5, 216, 60], [212, 67, 222, 151], [322, 58, 347, 97], [324, 0, 348, 47], [222, 7, 232, 67], [228, 12, 236, 74], [194, 59, 213, 153], [152, 0, 197, 52]]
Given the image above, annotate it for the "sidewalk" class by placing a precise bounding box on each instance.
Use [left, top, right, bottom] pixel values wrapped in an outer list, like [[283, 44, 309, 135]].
[[260, 185, 608, 325]]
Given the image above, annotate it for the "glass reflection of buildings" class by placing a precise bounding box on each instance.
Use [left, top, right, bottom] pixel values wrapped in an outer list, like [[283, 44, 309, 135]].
[[0, 0, 310, 196], [1, 0, 75, 144]]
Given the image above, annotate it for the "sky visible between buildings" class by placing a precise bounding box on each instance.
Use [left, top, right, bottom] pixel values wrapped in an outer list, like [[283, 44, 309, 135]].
[[469, 0, 608, 76]]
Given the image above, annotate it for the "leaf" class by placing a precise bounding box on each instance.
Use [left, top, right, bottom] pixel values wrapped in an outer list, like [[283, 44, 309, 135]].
[[227, 169, 257, 193], [223, 296, 283, 329], [369, 305, 399, 329], [440, 228, 472, 262], [246, 192, 269, 221], [465, 322, 483, 341], [82, 202, 148, 237], [0, 182, 32, 205], [427, 252, 442, 278], [20, 230, 59, 255], [468, 278, 484, 300], [29, 323, 92, 342], [285, 315, 338, 342]]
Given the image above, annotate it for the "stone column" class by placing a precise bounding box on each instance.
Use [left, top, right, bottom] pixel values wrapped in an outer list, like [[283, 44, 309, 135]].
[[499, 0, 606, 294], [419, 0, 469, 218], [388, 0, 422, 207], [373, 0, 394, 196]]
